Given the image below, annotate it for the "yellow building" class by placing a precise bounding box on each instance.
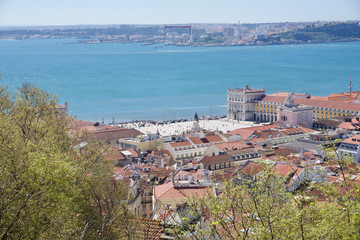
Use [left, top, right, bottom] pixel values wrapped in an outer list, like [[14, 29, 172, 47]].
[[252, 92, 360, 122], [119, 136, 162, 153], [228, 85, 360, 123]]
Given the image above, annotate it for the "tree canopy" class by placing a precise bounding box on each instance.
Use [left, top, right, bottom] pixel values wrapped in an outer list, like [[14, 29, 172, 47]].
[[0, 82, 129, 239]]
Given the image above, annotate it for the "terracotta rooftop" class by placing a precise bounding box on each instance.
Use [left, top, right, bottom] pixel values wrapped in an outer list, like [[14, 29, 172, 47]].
[[87, 128, 143, 141], [273, 163, 303, 178], [279, 127, 316, 135], [326, 91, 360, 102], [204, 134, 223, 143], [104, 147, 125, 161], [124, 148, 139, 158], [189, 137, 203, 145], [338, 117, 360, 130], [238, 161, 265, 176], [261, 95, 360, 112], [154, 182, 211, 200], [169, 141, 192, 148], [113, 166, 131, 179], [273, 147, 298, 157], [342, 134, 360, 145], [226, 148, 259, 156], [214, 140, 252, 151], [200, 155, 232, 166], [228, 124, 279, 137]]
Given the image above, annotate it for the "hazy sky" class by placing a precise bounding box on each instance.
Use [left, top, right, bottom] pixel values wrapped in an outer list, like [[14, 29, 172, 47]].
[[0, 0, 359, 26]]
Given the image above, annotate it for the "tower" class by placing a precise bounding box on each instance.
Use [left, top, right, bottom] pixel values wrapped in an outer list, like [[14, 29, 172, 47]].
[[193, 112, 200, 132]]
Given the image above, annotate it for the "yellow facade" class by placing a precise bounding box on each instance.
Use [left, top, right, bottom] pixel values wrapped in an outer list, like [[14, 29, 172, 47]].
[[119, 138, 162, 152], [254, 98, 359, 121]]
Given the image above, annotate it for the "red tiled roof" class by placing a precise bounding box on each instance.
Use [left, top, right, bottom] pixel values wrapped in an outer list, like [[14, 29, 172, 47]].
[[261, 95, 287, 103], [261, 95, 360, 112], [273, 147, 297, 157], [342, 134, 360, 145], [239, 162, 264, 176], [338, 117, 360, 130], [124, 148, 139, 158], [279, 127, 316, 136], [154, 182, 211, 200], [72, 119, 98, 128], [338, 122, 359, 130], [227, 147, 259, 156], [273, 163, 303, 178], [113, 166, 131, 179], [189, 137, 203, 145], [169, 141, 192, 148], [326, 91, 360, 102], [89, 128, 142, 141], [200, 155, 232, 166], [228, 124, 279, 137], [214, 140, 252, 151], [104, 147, 125, 161], [204, 134, 223, 143]]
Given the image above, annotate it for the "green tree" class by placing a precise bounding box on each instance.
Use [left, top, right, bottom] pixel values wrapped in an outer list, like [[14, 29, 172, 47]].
[[0, 83, 130, 239], [166, 157, 360, 239]]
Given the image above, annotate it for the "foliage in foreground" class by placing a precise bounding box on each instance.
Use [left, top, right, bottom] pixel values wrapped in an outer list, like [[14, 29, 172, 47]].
[[0, 83, 131, 239], [167, 161, 360, 239]]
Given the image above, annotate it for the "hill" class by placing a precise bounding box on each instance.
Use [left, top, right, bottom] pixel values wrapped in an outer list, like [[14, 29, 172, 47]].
[[262, 22, 360, 44]]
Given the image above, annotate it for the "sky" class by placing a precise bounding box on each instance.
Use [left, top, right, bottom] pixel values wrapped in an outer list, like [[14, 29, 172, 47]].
[[0, 0, 359, 26]]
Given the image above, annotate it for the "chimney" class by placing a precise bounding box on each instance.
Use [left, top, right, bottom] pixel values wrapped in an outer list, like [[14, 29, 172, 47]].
[[189, 176, 194, 183]]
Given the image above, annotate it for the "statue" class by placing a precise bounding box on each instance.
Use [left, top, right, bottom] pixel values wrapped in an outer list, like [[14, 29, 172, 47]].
[[284, 93, 296, 107]]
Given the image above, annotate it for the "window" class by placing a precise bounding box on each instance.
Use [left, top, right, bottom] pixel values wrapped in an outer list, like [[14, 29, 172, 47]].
[[145, 190, 150, 196]]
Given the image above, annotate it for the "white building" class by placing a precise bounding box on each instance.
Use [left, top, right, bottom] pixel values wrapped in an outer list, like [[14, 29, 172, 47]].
[[227, 85, 265, 121]]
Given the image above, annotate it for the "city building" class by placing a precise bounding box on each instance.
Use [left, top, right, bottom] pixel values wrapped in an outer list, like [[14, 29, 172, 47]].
[[119, 134, 162, 153], [338, 134, 360, 163], [163, 134, 223, 161], [277, 93, 314, 128], [200, 154, 234, 170], [152, 181, 213, 219], [227, 85, 265, 121], [227, 85, 360, 123]]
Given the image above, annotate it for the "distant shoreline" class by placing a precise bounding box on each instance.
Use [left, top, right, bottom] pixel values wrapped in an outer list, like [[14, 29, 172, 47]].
[[1, 21, 359, 47]]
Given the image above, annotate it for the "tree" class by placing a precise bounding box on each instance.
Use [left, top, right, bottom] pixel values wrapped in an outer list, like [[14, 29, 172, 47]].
[[166, 156, 360, 239], [0, 83, 130, 239]]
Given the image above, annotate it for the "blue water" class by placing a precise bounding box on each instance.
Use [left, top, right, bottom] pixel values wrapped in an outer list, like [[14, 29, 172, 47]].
[[0, 39, 359, 122]]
